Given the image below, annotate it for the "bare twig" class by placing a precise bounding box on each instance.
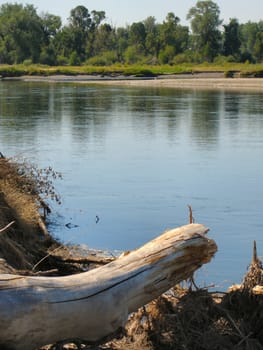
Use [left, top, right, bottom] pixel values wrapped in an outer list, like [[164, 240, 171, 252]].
[[215, 304, 245, 339], [0, 221, 15, 233], [32, 244, 64, 271], [237, 332, 253, 347], [37, 217, 50, 237]]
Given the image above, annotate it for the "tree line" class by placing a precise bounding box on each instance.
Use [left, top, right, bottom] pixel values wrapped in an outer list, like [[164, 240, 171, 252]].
[[0, 0, 263, 66]]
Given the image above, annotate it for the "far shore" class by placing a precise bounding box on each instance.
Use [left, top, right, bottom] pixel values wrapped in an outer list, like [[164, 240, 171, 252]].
[[15, 73, 263, 91]]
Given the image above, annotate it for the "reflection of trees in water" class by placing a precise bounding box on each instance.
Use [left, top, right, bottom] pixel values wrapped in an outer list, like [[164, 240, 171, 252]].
[[59, 86, 116, 146], [189, 90, 221, 148], [1, 83, 263, 151], [224, 93, 240, 118], [0, 83, 115, 147], [223, 92, 263, 138], [0, 82, 54, 118], [123, 88, 192, 141], [0, 82, 52, 146]]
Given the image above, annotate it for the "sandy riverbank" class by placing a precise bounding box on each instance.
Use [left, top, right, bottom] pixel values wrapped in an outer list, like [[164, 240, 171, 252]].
[[17, 74, 263, 91]]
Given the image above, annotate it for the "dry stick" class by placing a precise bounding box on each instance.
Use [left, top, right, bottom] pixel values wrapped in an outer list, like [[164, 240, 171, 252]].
[[215, 304, 245, 340], [188, 205, 194, 224], [37, 217, 50, 237], [237, 332, 253, 347], [0, 221, 15, 233], [32, 244, 66, 271], [252, 240, 258, 264], [32, 236, 110, 272]]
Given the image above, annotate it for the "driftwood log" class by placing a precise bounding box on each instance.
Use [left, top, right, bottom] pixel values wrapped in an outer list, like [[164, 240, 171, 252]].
[[0, 223, 217, 350]]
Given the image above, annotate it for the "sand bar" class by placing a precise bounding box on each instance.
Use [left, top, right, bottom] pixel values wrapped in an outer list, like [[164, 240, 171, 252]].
[[10, 74, 263, 91], [85, 78, 263, 91]]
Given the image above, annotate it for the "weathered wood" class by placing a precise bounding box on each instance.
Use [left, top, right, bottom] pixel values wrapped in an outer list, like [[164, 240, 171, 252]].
[[0, 223, 217, 350]]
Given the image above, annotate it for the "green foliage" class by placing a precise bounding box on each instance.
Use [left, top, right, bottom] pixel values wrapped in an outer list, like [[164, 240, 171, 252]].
[[0, 3, 44, 63], [187, 1, 222, 61], [0, 1, 262, 67], [253, 32, 263, 62], [23, 59, 33, 66], [159, 45, 176, 64], [129, 22, 146, 52], [69, 51, 81, 66], [56, 55, 69, 66], [86, 51, 118, 66], [123, 46, 143, 64], [223, 18, 241, 58], [123, 67, 157, 77], [213, 55, 236, 64], [2, 62, 263, 79], [39, 45, 57, 66]]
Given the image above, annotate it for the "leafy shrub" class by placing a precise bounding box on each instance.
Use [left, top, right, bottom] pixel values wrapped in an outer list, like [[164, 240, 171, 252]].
[[56, 55, 69, 66], [69, 51, 81, 66], [213, 55, 237, 64], [123, 46, 143, 64], [86, 51, 118, 66], [158, 45, 175, 64], [22, 59, 33, 66]]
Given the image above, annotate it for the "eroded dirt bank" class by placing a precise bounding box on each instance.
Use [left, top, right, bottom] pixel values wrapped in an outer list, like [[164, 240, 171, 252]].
[[0, 156, 55, 272]]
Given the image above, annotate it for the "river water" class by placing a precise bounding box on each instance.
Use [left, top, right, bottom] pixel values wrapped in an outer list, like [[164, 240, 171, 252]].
[[0, 80, 263, 289]]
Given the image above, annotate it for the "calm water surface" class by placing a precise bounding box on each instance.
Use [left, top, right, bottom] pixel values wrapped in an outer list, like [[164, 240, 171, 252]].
[[0, 81, 263, 289]]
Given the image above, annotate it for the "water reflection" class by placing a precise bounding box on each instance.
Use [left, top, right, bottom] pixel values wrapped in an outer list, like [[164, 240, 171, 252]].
[[0, 81, 263, 290], [2, 82, 262, 148], [224, 93, 240, 118], [189, 90, 221, 147]]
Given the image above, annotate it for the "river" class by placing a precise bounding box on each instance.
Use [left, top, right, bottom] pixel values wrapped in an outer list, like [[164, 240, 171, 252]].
[[0, 80, 263, 289]]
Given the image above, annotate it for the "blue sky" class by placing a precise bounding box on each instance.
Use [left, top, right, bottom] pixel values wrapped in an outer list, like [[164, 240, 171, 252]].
[[1, 0, 263, 26]]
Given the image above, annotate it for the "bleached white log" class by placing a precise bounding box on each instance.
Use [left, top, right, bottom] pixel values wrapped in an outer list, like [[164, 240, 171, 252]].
[[0, 223, 217, 350]]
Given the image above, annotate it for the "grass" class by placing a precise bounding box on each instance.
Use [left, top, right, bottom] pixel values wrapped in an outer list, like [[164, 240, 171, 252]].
[[1, 62, 263, 78]]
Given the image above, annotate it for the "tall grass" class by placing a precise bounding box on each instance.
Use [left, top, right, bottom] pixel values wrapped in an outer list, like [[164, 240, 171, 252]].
[[1, 63, 263, 78]]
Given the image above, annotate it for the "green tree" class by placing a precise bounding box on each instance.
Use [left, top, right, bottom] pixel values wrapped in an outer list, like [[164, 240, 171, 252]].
[[0, 3, 44, 63], [87, 10, 106, 56], [41, 13, 62, 43], [129, 22, 147, 53], [253, 31, 263, 62], [158, 12, 189, 63], [115, 27, 129, 61], [144, 16, 160, 57], [53, 26, 75, 63], [223, 18, 241, 59], [66, 7, 106, 60], [69, 6, 91, 30], [68, 6, 90, 59], [160, 12, 180, 46], [39, 13, 62, 65], [92, 23, 116, 56], [239, 21, 263, 62], [187, 0, 222, 61], [90, 10, 106, 30]]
